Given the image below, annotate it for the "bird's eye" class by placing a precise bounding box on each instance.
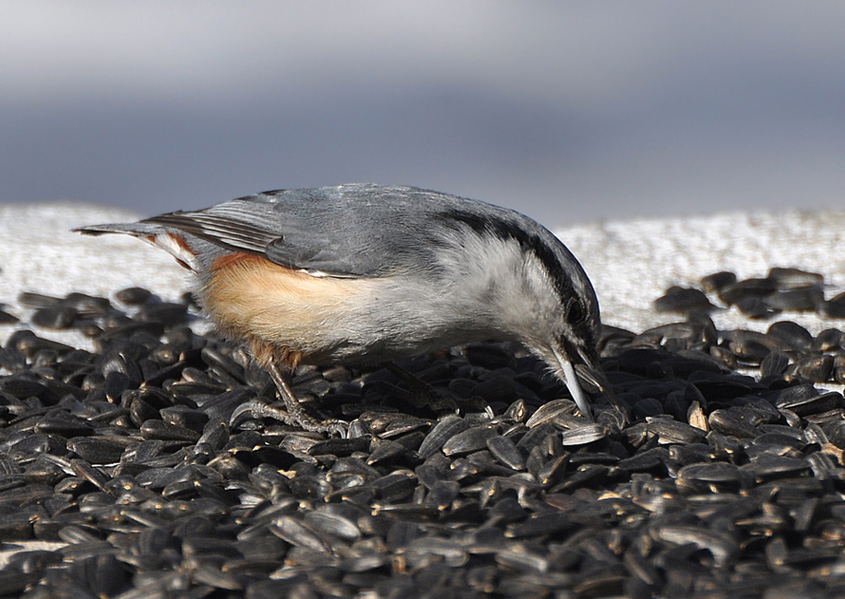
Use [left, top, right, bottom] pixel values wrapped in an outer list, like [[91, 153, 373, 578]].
[[565, 298, 584, 324]]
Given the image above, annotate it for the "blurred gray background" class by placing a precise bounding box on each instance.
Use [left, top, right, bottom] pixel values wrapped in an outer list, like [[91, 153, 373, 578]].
[[2, 1, 843, 227]]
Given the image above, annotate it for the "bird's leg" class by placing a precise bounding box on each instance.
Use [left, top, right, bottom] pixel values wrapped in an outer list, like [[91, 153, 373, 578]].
[[233, 357, 347, 436], [266, 361, 347, 435]]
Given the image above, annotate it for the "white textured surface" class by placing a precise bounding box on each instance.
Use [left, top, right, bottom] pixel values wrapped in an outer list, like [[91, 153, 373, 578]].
[[0, 203, 191, 348], [569, 210, 845, 336], [2, 204, 845, 344], [0, 203, 188, 303]]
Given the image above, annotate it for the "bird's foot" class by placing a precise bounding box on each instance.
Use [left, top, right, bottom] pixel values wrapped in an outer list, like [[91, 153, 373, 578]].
[[230, 399, 348, 437]]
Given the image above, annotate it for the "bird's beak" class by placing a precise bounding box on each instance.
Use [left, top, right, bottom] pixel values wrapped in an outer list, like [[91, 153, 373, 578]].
[[552, 348, 594, 421], [573, 349, 629, 427], [552, 346, 627, 425]]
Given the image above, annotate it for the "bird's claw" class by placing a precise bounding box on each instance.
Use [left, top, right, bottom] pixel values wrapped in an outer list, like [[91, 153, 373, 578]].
[[229, 399, 348, 437]]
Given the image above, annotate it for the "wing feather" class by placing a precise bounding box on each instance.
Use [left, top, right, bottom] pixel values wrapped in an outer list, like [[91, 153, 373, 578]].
[[142, 211, 279, 254], [129, 184, 548, 279]]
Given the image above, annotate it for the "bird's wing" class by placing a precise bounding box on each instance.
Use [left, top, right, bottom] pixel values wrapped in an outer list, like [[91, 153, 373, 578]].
[[142, 208, 279, 255], [140, 185, 464, 278]]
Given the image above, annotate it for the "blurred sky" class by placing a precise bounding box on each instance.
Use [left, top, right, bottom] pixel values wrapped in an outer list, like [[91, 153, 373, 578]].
[[2, 1, 844, 227]]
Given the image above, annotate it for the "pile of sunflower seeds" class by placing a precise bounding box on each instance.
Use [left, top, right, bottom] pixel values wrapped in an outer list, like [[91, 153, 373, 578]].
[[654, 266, 845, 321], [1, 272, 845, 598]]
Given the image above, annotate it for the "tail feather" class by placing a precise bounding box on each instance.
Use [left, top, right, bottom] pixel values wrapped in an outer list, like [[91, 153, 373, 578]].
[[74, 222, 199, 272], [73, 222, 165, 237]]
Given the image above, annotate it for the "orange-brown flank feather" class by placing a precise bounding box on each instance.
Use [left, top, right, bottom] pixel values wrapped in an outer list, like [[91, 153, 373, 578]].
[[204, 252, 370, 370]]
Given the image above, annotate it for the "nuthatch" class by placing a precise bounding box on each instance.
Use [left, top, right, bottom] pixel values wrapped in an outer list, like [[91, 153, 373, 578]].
[[77, 184, 611, 433]]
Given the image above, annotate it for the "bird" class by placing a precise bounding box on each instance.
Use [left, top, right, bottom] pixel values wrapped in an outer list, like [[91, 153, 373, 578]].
[[76, 184, 612, 433]]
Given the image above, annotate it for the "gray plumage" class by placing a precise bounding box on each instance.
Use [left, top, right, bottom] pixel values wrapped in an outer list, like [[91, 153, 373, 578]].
[[77, 184, 608, 427]]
